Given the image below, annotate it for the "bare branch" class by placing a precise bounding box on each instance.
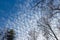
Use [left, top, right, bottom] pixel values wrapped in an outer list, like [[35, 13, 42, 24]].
[[47, 24, 58, 40]]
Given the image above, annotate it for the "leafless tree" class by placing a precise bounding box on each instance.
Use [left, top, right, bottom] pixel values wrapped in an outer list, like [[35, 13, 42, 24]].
[[31, 0, 60, 40]]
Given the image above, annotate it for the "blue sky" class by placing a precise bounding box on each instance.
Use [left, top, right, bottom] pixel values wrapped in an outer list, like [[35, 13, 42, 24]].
[[0, 0, 16, 27], [0, 0, 39, 39], [0, 0, 27, 27], [0, 0, 40, 38], [0, 0, 38, 18], [0, 0, 38, 23], [0, 0, 60, 40], [0, 0, 19, 18]]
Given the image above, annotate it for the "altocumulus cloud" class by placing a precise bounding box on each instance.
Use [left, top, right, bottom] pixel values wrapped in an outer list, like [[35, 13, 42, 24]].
[[4, 0, 42, 40]]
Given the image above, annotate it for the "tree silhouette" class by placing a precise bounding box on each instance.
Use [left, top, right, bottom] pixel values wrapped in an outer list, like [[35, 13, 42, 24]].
[[6, 29, 15, 40]]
